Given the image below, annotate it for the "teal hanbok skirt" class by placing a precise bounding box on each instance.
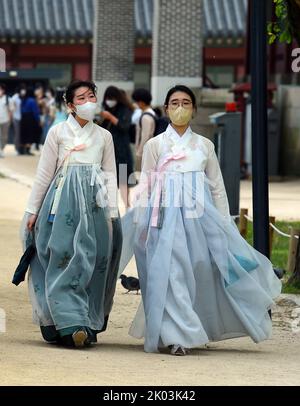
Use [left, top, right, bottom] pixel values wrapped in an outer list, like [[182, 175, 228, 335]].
[[28, 164, 122, 337]]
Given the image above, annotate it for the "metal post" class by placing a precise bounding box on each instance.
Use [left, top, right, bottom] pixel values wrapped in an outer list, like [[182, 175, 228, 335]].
[[250, 0, 270, 258]]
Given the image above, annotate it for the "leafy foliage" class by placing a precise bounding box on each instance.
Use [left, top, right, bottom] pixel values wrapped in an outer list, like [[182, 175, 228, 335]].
[[268, 0, 293, 44]]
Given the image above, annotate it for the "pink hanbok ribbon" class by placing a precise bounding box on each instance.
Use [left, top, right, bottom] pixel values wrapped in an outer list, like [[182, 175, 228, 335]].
[[61, 143, 87, 167], [134, 152, 186, 228], [67, 143, 86, 152], [150, 152, 186, 227]]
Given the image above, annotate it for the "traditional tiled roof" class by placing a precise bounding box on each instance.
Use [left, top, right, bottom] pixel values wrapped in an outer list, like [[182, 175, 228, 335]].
[[0, 0, 94, 43], [203, 0, 247, 46], [0, 0, 247, 45]]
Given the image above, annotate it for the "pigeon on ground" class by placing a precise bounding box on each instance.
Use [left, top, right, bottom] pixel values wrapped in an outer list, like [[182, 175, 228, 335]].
[[120, 274, 140, 294], [273, 268, 286, 279]]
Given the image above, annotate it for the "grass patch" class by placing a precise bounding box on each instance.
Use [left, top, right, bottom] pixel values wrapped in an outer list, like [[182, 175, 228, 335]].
[[0, 172, 6, 178], [245, 221, 300, 294]]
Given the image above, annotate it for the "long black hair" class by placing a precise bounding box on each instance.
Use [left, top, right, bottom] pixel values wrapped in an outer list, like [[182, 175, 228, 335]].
[[102, 86, 133, 110]]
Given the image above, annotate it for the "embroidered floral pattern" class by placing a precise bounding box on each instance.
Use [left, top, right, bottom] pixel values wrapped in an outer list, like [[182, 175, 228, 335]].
[[34, 284, 40, 293], [58, 252, 72, 269], [189, 142, 198, 151], [65, 212, 74, 227], [70, 274, 82, 290]]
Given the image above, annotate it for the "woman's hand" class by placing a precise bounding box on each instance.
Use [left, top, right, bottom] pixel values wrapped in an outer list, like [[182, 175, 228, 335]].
[[27, 214, 38, 231], [100, 111, 118, 125]]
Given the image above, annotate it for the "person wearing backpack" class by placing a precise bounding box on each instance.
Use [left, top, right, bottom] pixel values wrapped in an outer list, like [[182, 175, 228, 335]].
[[152, 106, 170, 136], [132, 88, 157, 172]]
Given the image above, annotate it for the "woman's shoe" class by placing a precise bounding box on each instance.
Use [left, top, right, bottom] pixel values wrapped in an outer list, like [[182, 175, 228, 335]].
[[40, 325, 60, 343], [58, 328, 91, 348], [18, 146, 25, 155], [25, 147, 34, 156], [169, 345, 187, 356], [72, 329, 89, 348]]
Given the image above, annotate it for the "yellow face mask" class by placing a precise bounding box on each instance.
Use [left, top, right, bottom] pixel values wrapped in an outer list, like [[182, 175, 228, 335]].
[[168, 106, 193, 126]]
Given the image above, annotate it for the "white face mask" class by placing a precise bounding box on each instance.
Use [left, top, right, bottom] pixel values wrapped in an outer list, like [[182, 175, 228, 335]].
[[105, 99, 117, 109], [75, 101, 98, 121]]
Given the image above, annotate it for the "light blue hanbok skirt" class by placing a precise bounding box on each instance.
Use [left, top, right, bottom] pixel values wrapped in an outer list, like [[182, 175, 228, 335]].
[[119, 171, 282, 353], [26, 164, 122, 337]]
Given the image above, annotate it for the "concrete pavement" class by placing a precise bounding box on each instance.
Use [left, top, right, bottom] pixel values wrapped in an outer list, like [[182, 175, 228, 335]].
[[0, 145, 300, 385]]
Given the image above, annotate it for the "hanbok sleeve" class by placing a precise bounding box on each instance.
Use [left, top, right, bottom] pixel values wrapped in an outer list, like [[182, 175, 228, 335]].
[[141, 139, 158, 172], [138, 139, 159, 199], [26, 127, 59, 215], [102, 131, 119, 218], [205, 141, 231, 221]]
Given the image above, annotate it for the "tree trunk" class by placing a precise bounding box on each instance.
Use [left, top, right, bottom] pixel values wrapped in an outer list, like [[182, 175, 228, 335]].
[[287, 237, 300, 285]]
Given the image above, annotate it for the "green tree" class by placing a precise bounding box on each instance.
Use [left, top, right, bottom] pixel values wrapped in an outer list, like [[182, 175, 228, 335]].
[[268, 0, 300, 44]]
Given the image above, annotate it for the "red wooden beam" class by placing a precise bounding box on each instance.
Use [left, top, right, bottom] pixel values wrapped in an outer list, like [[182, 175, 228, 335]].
[[204, 47, 246, 65], [18, 44, 91, 58], [134, 47, 151, 64]]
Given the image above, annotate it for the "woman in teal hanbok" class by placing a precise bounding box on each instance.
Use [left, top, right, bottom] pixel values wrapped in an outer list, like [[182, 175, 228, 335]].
[[23, 80, 122, 348]]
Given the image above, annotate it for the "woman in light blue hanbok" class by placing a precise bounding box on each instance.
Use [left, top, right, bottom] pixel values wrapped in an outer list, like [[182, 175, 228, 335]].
[[23, 80, 122, 348], [120, 85, 281, 355]]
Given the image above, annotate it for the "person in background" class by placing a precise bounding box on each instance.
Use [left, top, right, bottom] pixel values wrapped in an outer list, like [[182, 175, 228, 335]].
[[42, 87, 56, 143], [10, 86, 22, 154], [131, 88, 156, 171], [20, 87, 41, 155], [0, 83, 11, 158], [34, 84, 46, 150], [129, 102, 142, 170], [50, 88, 67, 127], [131, 102, 143, 127], [101, 86, 134, 209]]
